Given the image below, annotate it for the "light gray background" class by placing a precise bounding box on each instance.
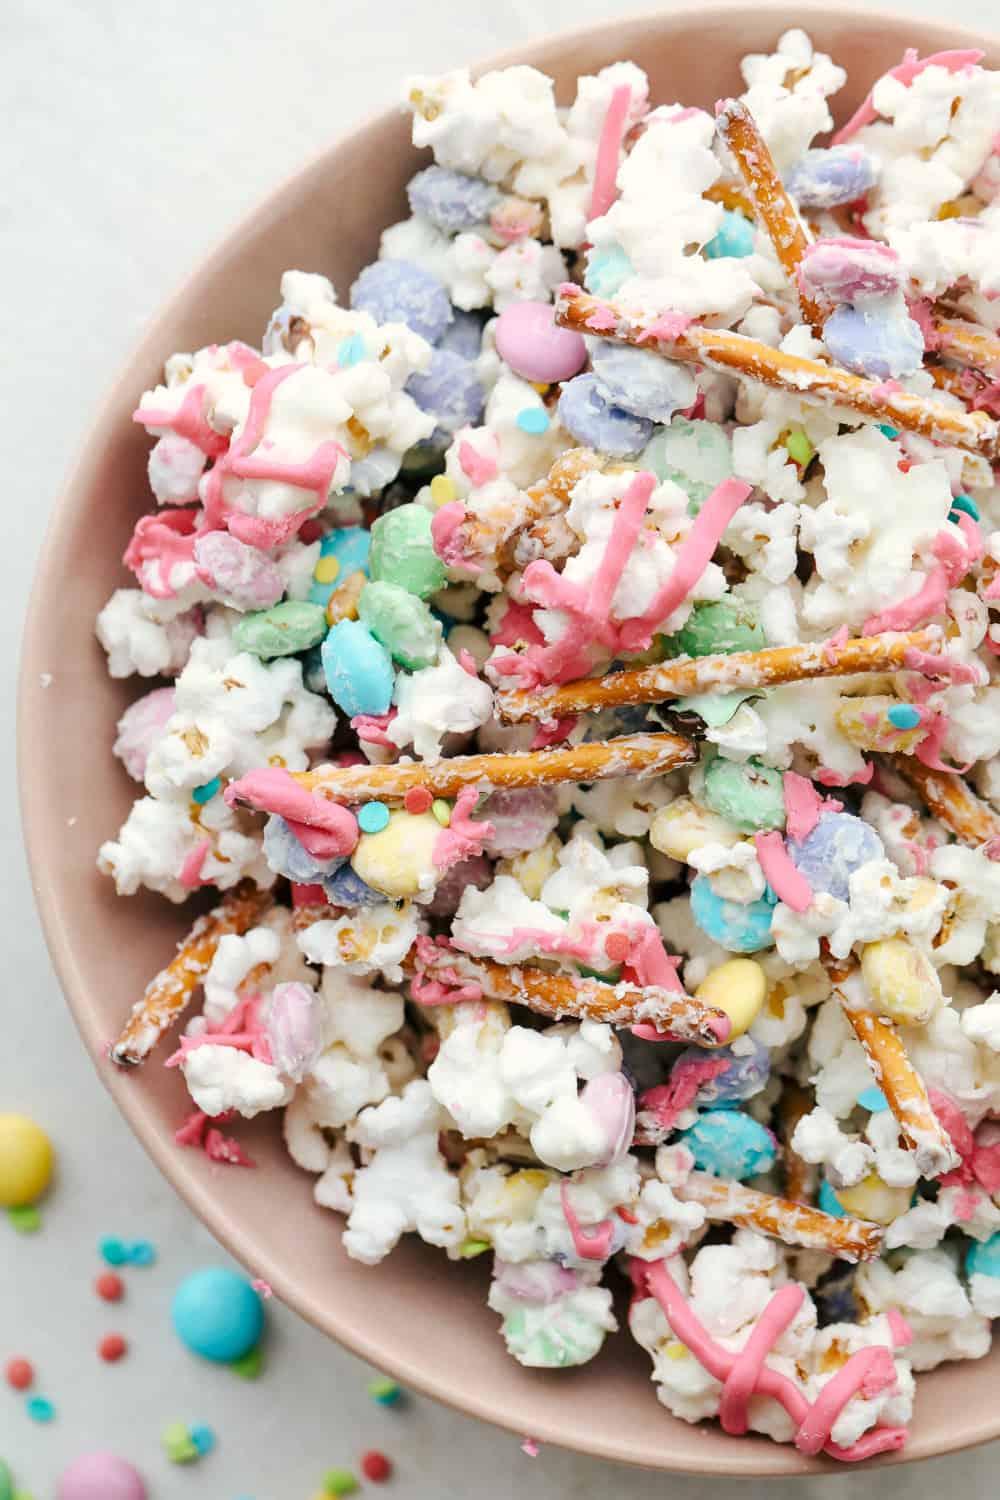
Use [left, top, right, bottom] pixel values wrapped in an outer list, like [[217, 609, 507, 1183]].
[[5, 1, 1000, 1495]]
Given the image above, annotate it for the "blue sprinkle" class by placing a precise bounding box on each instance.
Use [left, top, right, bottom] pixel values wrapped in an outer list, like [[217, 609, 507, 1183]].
[[557, 374, 654, 457], [704, 209, 755, 260], [337, 334, 367, 367], [516, 407, 550, 435], [358, 801, 391, 835], [26, 1396, 55, 1423], [350, 259, 452, 344], [887, 704, 921, 730], [128, 1240, 157, 1267], [878, 424, 899, 439], [858, 1086, 889, 1112], [819, 1179, 846, 1218], [190, 1424, 216, 1455], [100, 1236, 128, 1266], [192, 777, 222, 805], [406, 165, 502, 234], [950, 494, 980, 522]]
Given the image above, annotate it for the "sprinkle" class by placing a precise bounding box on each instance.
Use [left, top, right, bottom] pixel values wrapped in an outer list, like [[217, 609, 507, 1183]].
[[784, 427, 814, 467], [520, 1437, 540, 1457], [950, 493, 980, 522], [457, 1237, 491, 1258], [337, 334, 367, 367], [603, 932, 632, 964], [887, 703, 921, 730], [358, 801, 390, 834], [230, 1347, 264, 1379], [314, 555, 341, 585], [878, 423, 899, 439], [162, 1421, 199, 1463], [367, 1376, 403, 1406], [429, 474, 456, 508], [323, 1469, 359, 1496], [95, 1271, 124, 1302], [6, 1207, 40, 1233], [190, 1424, 216, 1455], [192, 776, 222, 804], [4, 1359, 33, 1391], [250, 1279, 273, 1299], [431, 798, 451, 826], [127, 1240, 156, 1267], [403, 786, 433, 815], [360, 1452, 392, 1483], [515, 407, 550, 435], [665, 1341, 690, 1360], [98, 1334, 127, 1363], [25, 1397, 54, 1424], [858, 1086, 889, 1111], [100, 1237, 128, 1266]]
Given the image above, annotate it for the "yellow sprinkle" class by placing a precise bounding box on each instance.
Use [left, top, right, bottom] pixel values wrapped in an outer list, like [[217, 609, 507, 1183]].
[[665, 1341, 690, 1360], [432, 798, 452, 826], [430, 474, 457, 508], [314, 555, 340, 585]]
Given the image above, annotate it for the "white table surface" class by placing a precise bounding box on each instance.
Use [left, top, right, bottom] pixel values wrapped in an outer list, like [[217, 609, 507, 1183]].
[[6, 1, 1000, 1494]]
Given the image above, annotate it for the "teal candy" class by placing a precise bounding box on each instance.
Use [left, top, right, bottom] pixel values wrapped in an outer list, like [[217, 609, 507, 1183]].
[[232, 600, 328, 658], [703, 756, 786, 832], [950, 494, 980, 522], [704, 209, 756, 260], [307, 526, 371, 606], [690, 876, 775, 952], [857, 1086, 888, 1112], [665, 599, 766, 658], [369, 504, 446, 599], [358, 580, 442, 668], [321, 620, 395, 717], [966, 1232, 1000, 1278], [640, 418, 733, 513], [679, 1108, 777, 1180], [584, 244, 635, 297], [819, 1179, 846, 1218], [887, 704, 920, 730], [172, 1267, 264, 1362]]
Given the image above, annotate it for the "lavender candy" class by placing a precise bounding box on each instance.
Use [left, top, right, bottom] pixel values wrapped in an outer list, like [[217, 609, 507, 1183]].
[[589, 340, 697, 424], [557, 374, 655, 458], [822, 302, 925, 380], [673, 1035, 771, 1105], [266, 982, 322, 1082], [406, 165, 502, 234], [785, 146, 877, 209], [437, 308, 486, 360], [262, 815, 344, 883], [787, 811, 884, 903], [405, 347, 486, 448], [323, 862, 384, 908], [350, 259, 452, 344]]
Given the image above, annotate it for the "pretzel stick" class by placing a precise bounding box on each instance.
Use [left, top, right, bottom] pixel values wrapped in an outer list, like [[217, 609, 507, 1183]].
[[233, 734, 698, 807], [676, 1171, 883, 1262], [497, 630, 937, 722], [826, 961, 958, 1178], [110, 881, 274, 1066], [715, 98, 823, 332], [933, 317, 1000, 377], [893, 755, 1000, 850], [554, 289, 1000, 460], [704, 180, 755, 217]]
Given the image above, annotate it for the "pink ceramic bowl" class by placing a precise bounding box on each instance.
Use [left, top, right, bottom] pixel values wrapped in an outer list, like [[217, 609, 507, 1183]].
[[18, 0, 1000, 1473]]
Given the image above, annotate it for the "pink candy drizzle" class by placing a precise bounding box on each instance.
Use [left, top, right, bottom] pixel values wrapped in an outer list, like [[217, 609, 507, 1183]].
[[589, 85, 633, 223], [754, 832, 812, 912], [833, 49, 984, 144]]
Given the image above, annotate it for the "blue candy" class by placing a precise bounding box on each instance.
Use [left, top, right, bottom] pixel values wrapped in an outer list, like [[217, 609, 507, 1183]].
[[321, 619, 395, 717], [437, 308, 486, 360], [678, 1108, 777, 1180], [557, 374, 655, 457], [405, 348, 485, 445], [307, 526, 371, 607], [172, 1268, 264, 1363], [190, 1425, 216, 1456], [704, 209, 756, 260], [690, 876, 775, 953], [324, 862, 384, 907], [589, 340, 697, 423], [887, 704, 921, 730], [858, 1086, 889, 1112], [350, 259, 452, 344], [584, 243, 635, 298], [674, 1036, 771, 1106], [785, 146, 877, 209], [263, 815, 343, 883], [819, 1178, 846, 1218], [406, 165, 502, 234], [788, 812, 884, 903], [823, 303, 925, 380], [966, 1232, 1000, 1278]]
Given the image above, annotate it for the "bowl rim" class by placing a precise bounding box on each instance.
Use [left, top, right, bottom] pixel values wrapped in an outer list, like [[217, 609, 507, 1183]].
[[18, 0, 1000, 1474]]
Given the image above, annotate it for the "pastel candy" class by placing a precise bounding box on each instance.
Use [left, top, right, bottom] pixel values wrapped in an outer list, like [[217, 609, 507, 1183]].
[[678, 1108, 777, 1179], [351, 810, 442, 899], [307, 526, 371, 607], [437, 308, 486, 360], [704, 209, 756, 259], [690, 876, 776, 953], [322, 862, 384, 907], [673, 1035, 770, 1104], [786, 147, 877, 208], [693, 958, 767, 1041], [589, 340, 697, 423], [798, 238, 904, 303], [406, 165, 502, 233], [664, 599, 765, 657], [358, 580, 442, 668], [232, 600, 328, 658], [321, 619, 395, 716], [966, 1231, 1000, 1278], [702, 756, 785, 833], [172, 1267, 264, 1362], [494, 300, 588, 384], [113, 686, 177, 780], [350, 259, 451, 344], [787, 811, 883, 902], [0, 1113, 54, 1207], [640, 418, 732, 512], [405, 348, 485, 443], [819, 1178, 846, 1218], [193, 531, 285, 611], [834, 1171, 912, 1226], [557, 374, 654, 457], [57, 1453, 148, 1500], [263, 816, 343, 883], [369, 504, 447, 599], [584, 243, 635, 298], [822, 302, 925, 380], [498, 1295, 611, 1368]]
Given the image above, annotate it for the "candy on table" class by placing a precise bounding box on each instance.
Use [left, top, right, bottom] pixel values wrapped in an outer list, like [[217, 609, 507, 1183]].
[[98, 1334, 128, 1363], [110, 882, 273, 1065], [171, 1267, 264, 1363], [360, 1452, 393, 1483], [4, 1358, 33, 1390], [367, 1375, 403, 1405], [674, 1172, 884, 1262], [0, 1115, 53, 1209], [56, 1453, 147, 1500], [322, 1469, 359, 1496]]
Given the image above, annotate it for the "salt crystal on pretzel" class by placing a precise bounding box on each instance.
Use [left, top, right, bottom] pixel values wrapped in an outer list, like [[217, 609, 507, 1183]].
[[675, 1171, 883, 1262], [554, 288, 1000, 459], [893, 754, 1000, 852], [110, 881, 274, 1066], [497, 629, 939, 722]]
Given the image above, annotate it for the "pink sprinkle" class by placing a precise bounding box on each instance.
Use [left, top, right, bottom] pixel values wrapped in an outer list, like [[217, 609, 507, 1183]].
[[179, 839, 212, 889], [637, 310, 693, 343], [204, 1129, 255, 1167], [458, 440, 498, 487], [174, 1109, 210, 1147], [783, 772, 825, 841], [754, 832, 812, 912], [822, 624, 850, 665], [520, 1438, 540, 1459], [833, 48, 984, 144], [869, 379, 903, 402], [291, 882, 327, 907], [589, 84, 633, 223], [529, 716, 578, 749], [584, 305, 620, 332], [404, 786, 433, 815], [816, 761, 874, 788], [251, 1279, 274, 1299], [352, 711, 397, 747]]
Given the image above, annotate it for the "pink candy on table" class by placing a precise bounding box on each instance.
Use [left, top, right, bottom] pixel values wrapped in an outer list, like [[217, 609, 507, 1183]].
[[57, 1452, 147, 1500], [494, 300, 588, 383]]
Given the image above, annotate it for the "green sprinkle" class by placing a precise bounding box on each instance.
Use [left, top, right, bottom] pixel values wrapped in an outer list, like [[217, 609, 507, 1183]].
[[878, 423, 899, 439], [431, 799, 451, 826], [577, 964, 621, 982], [950, 493, 980, 522], [323, 1468, 359, 1496], [6, 1206, 40, 1234], [232, 600, 328, 659], [784, 427, 814, 468], [0, 1459, 13, 1500], [458, 1238, 492, 1258], [516, 407, 550, 435], [192, 776, 222, 805], [230, 1346, 264, 1379], [367, 1376, 403, 1405]]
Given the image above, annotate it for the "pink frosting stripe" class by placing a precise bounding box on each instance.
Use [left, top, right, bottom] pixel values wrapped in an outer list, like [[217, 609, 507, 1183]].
[[458, 440, 498, 487], [225, 768, 359, 858], [833, 48, 984, 144], [560, 1181, 615, 1260], [754, 832, 812, 912], [589, 84, 633, 223], [783, 772, 825, 841], [718, 1283, 805, 1435], [432, 786, 494, 871], [133, 382, 228, 457], [431, 500, 478, 571], [637, 1056, 730, 1139], [179, 838, 211, 889], [123, 508, 200, 599]]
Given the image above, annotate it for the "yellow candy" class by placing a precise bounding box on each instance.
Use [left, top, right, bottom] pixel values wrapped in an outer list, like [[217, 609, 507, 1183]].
[[499, 836, 560, 900], [502, 1169, 550, 1217], [648, 797, 741, 862], [350, 811, 441, 899], [860, 938, 939, 1024], [834, 1172, 912, 1226], [0, 1114, 54, 1207], [694, 958, 766, 1040], [313, 555, 341, 585], [429, 474, 457, 508]]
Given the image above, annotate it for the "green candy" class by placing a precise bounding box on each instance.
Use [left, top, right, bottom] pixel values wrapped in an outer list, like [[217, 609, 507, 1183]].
[[664, 599, 765, 658], [501, 1301, 608, 1369], [368, 504, 446, 599], [703, 756, 785, 833], [641, 418, 733, 513], [162, 1421, 199, 1463], [357, 581, 442, 669], [323, 1469, 359, 1496], [0, 1460, 13, 1500], [232, 600, 327, 659]]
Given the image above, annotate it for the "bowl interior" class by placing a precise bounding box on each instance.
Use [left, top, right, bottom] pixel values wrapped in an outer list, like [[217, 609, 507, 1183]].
[[19, 0, 1000, 1474]]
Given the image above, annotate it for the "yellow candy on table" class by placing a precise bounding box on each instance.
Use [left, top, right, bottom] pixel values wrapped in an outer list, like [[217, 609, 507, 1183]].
[[649, 797, 741, 862], [0, 1114, 54, 1207], [694, 958, 766, 1040], [834, 1172, 912, 1226], [860, 938, 940, 1024], [350, 811, 441, 900]]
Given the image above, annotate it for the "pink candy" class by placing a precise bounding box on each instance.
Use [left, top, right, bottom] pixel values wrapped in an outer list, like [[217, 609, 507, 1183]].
[[579, 1071, 636, 1165], [57, 1453, 147, 1500], [193, 530, 285, 611], [797, 237, 903, 303], [113, 686, 176, 780], [265, 981, 321, 1081], [494, 300, 588, 384]]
